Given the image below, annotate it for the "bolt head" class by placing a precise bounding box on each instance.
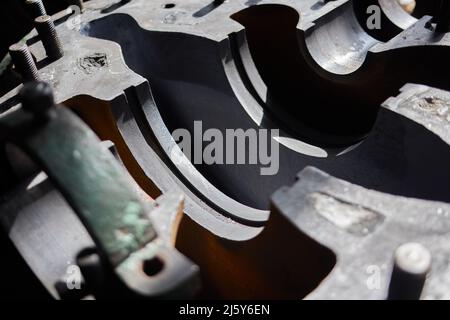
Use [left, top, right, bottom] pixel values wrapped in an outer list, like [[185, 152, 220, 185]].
[[35, 15, 51, 24], [9, 43, 27, 53], [395, 242, 431, 275], [19, 81, 55, 115]]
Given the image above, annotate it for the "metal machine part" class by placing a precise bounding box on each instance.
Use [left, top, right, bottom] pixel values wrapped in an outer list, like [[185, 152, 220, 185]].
[[0, 0, 448, 299], [0, 82, 199, 299], [272, 167, 450, 300], [2, 0, 447, 225]]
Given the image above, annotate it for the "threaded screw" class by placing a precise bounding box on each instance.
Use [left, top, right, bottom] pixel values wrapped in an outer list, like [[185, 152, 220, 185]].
[[34, 15, 64, 61], [9, 43, 40, 82], [25, 0, 47, 20]]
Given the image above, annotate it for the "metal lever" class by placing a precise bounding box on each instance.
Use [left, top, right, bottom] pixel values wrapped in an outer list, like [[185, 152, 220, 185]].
[[0, 81, 199, 299]]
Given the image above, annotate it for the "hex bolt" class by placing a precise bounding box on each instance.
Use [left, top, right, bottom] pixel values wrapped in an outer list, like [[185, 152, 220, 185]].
[[34, 15, 64, 61], [435, 0, 450, 33], [19, 81, 55, 120], [25, 0, 47, 20], [9, 43, 40, 82], [387, 243, 431, 300]]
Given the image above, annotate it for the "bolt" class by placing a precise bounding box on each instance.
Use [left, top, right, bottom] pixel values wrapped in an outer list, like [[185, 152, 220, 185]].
[[25, 0, 47, 20], [34, 15, 64, 61], [19, 81, 55, 120], [435, 0, 450, 33], [9, 43, 39, 82], [387, 243, 431, 300]]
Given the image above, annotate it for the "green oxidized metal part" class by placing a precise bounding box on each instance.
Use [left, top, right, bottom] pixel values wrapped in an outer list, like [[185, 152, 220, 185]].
[[0, 106, 156, 267]]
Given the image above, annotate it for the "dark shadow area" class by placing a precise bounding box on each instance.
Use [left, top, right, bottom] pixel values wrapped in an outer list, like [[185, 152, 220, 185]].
[[177, 210, 337, 299], [245, 0, 263, 6], [0, 0, 88, 59], [193, 0, 225, 18], [324, 108, 450, 203], [36, 55, 58, 70], [0, 144, 95, 299], [354, 0, 443, 41], [0, 66, 21, 100], [0, 230, 52, 300], [353, 0, 408, 42], [101, 0, 132, 14], [232, 3, 450, 147], [232, 4, 383, 147], [413, 0, 442, 19], [85, 14, 275, 209], [85, 12, 450, 211]]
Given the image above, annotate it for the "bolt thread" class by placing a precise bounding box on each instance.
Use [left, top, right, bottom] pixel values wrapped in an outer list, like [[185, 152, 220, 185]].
[[25, 0, 47, 20], [34, 15, 64, 61], [9, 43, 39, 82]]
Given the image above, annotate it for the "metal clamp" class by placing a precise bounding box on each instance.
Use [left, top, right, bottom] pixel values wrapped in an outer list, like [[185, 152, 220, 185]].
[[0, 82, 199, 299]]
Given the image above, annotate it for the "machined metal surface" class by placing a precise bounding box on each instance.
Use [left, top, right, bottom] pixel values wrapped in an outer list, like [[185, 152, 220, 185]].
[[0, 0, 449, 300], [2, 0, 448, 226], [272, 167, 450, 300]]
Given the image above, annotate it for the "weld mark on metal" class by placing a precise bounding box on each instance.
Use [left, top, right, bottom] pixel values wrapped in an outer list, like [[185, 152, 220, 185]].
[[309, 192, 384, 236]]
